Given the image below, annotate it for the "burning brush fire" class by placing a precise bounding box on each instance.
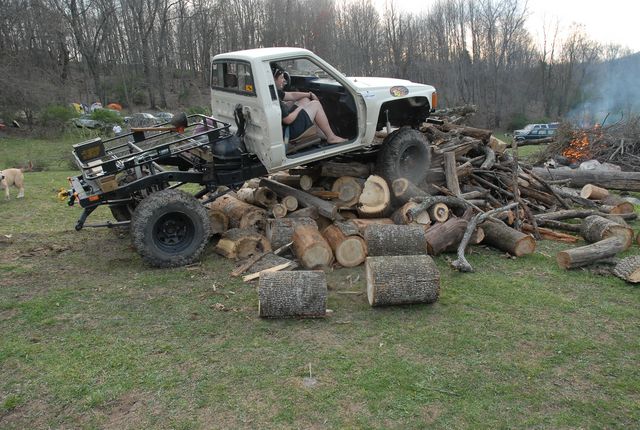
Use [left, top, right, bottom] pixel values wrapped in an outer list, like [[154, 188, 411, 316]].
[[562, 130, 591, 163]]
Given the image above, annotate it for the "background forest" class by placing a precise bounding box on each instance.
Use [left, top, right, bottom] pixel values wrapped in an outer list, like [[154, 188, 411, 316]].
[[1, 0, 639, 131]]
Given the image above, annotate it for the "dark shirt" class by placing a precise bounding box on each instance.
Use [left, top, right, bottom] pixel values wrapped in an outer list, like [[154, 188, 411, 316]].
[[278, 89, 312, 140]]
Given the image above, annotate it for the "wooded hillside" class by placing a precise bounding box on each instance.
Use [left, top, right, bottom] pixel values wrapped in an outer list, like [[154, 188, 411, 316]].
[[0, 0, 637, 128]]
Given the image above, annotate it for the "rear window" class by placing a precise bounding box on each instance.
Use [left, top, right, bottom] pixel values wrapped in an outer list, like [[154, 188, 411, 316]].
[[211, 61, 256, 96]]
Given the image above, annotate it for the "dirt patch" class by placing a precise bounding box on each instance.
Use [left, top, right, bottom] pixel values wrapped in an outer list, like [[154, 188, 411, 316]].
[[100, 391, 159, 430]]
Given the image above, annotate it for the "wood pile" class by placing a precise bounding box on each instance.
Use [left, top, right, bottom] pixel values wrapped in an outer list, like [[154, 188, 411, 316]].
[[204, 112, 639, 316]]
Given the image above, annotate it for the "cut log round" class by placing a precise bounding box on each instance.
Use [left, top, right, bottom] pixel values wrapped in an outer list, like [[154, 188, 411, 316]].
[[424, 217, 468, 255], [580, 184, 609, 200], [481, 218, 536, 256], [580, 215, 633, 250], [214, 228, 271, 260], [391, 178, 428, 205], [365, 255, 440, 306], [258, 271, 327, 318], [271, 203, 288, 218], [208, 208, 229, 235], [281, 195, 298, 212], [600, 195, 635, 214], [299, 175, 315, 191], [428, 202, 449, 223], [292, 225, 334, 269], [364, 224, 427, 256], [265, 217, 317, 250], [322, 224, 367, 267], [209, 194, 266, 230], [357, 175, 391, 217], [613, 255, 640, 283], [557, 236, 627, 269], [331, 176, 363, 208], [391, 201, 430, 225]]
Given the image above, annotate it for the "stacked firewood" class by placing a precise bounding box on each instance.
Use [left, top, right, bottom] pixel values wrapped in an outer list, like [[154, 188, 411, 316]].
[[204, 117, 639, 317]]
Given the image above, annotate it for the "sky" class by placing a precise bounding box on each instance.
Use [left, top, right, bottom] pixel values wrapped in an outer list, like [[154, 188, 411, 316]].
[[372, 0, 640, 53]]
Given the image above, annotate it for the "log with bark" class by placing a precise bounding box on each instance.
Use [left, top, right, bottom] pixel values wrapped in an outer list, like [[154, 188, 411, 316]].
[[391, 202, 431, 225], [236, 186, 278, 208], [580, 184, 609, 200], [214, 228, 271, 260], [208, 209, 229, 235], [260, 177, 342, 220], [272, 173, 302, 188], [599, 195, 635, 214], [424, 217, 469, 256], [320, 161, 372, 178], [532, 167, 640, 191], [357, 175, 391, 217], [444, 151, 462, 196], [209, 194, 267, 230], [556, 236, 628, 269], [365, 255, 440, 306], [480, 218, 536, 256], [292, 224, 334, 269], [579, 215, 633, 250], [322, 224, 367, 268], [258, 271, 327, 318], [265, 217, 318, 250], [347, 218, 395, 235], [287, 206, 319, 219], [613, 255, 640, 283], [364, 224, 427, 256]]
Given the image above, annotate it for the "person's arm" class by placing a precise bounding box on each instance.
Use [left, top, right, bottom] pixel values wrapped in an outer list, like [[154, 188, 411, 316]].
[[283, 91, 317, 102], [282, 105, 304, 125]]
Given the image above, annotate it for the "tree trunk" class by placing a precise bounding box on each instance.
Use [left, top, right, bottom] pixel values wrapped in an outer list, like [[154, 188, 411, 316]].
[[365, 255, 440, 306], [613, 255, 640, 283], [258, 271, 327, 318], [322, 224, 367, 268], [292, 225, 334, 269], [364, 224, 427, 256], [580, 215, 633, 250], [266, 217, 317, 250], [557, 236, 627, 269], [481, 218, 536, 256], [214, 228, 271, 260]]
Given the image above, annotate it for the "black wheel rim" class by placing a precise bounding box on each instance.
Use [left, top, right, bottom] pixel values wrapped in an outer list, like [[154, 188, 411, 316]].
[[153, 212, 195, 253], [398, 145, 424, 177]]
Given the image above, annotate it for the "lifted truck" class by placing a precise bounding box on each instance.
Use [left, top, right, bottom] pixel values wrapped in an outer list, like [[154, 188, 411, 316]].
[[67, 47, 437, 267]]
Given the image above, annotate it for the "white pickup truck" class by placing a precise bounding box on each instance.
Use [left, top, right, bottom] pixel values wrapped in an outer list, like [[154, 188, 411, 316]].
[[67, 47, 438, 267]]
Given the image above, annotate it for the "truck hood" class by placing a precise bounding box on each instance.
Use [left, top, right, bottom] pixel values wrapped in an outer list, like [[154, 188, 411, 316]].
[[347, 77, 432, 92]]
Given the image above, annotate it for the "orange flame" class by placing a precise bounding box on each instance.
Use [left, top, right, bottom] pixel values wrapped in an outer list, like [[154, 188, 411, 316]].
[[562, 131, 590, 163]]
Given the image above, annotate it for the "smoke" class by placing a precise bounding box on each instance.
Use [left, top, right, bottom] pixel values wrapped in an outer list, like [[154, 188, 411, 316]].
[[567, 52, 640, 127]]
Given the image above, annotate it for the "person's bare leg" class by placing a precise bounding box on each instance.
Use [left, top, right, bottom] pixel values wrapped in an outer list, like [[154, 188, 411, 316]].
[[302, 101, 347, 144]]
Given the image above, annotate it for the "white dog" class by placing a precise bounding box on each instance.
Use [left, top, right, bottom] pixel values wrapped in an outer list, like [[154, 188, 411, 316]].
[[1, 167, 25, 199]]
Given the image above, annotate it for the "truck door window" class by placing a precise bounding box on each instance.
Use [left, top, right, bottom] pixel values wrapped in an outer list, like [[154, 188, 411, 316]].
[[211, 61, 256, 96]]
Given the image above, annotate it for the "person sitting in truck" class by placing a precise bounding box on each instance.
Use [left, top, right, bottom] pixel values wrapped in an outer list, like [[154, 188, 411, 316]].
[[272, 65, 346, 144]]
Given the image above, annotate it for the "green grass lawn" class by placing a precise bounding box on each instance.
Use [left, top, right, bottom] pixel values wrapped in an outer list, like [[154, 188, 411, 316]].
[[1, 135, 639, 428]]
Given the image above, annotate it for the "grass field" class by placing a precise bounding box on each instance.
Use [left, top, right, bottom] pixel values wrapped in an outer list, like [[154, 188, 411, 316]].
[[1, 135, 639, 429]]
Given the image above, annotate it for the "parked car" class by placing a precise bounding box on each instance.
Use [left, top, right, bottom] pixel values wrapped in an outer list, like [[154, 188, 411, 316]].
[[124, 112, 162, 127], [513, 122, 558, 137], [72, 115, 104, 129], [514, 127, 557, 141], [154, 112, 174, 123]]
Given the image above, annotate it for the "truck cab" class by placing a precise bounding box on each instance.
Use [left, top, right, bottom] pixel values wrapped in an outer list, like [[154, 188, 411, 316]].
[[210, 47, 437, 172]]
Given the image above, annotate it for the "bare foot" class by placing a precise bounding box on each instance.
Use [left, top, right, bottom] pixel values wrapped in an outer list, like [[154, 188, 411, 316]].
[[327, 136, 347, 144]]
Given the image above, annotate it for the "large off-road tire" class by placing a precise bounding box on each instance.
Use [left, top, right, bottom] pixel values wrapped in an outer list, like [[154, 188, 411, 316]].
[[110, 204, 134, 222], [130, 189, 211, 268], [376, 127, 431, 184]]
